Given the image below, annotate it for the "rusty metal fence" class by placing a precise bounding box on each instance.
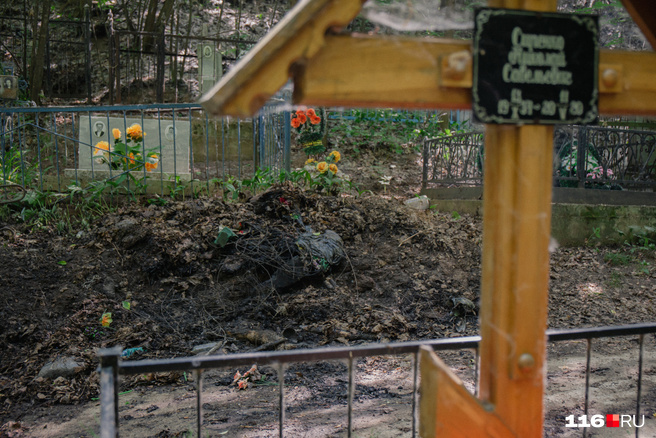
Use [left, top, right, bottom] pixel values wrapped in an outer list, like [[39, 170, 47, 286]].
[[423, 126, 656, 190], [0, 6, 92, 101], [107, 27, 257, 104], [98, 322, 656, 438], [0, 5, 256, 104]]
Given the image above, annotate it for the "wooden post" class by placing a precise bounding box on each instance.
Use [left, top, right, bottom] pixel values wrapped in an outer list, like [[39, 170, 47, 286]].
[[475, 2, 557, 436], [478, 125, 554, 436]]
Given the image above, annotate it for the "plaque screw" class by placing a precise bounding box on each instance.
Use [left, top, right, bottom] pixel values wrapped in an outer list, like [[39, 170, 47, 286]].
[[601, 68, 618, 88], [445, 51, 471, 80], [518, 353, 535, 370]]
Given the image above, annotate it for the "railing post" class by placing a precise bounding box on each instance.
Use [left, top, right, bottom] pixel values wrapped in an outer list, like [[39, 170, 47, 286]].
[[115, 31, 122, 104], [422, 138, 429, 190], [284, 109, 291, 172], [156, 26, 166, 103], [84, 4, 92, 104], [99, 346, 123, 438], [108, 12, 115, 105], [577, 125, 588, 188], [258, 113, 265, 169]]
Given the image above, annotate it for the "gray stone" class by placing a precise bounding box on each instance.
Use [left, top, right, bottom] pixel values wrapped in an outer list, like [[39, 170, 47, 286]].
[[38, 357, 84, 379]]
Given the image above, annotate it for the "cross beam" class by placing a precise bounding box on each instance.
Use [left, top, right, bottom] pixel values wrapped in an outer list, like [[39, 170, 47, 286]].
[[293, 34, 656, 116]]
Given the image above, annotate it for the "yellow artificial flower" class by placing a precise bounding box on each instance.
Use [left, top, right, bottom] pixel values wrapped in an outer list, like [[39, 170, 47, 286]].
[[317, 161, 328, 173], [126, 124, 144, 141], [329, 150, 341, 163], [94, 141, 110, 156], [93, 141, 111, 164], [112, 128, 121, 140], [329, 163, 338, 174], [304, 158, 316, 165]]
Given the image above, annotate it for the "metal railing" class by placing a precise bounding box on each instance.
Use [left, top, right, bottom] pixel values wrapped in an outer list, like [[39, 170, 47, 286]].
[[423, 126, 656, 190], [422, 131, 485, 189], [0, 6, 92, 101], [555, 125, 656, 190], [98, 322, 656, 438], [0, 5, 258, 104], [0, 101, 290, 197], [107, 27, 257, 104], [44, 7, 92, 100]]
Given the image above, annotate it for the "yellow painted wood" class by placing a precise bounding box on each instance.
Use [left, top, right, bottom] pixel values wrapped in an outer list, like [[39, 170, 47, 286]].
[[598, 51, 656, 115], [420, 347, 513, 438], [295, 35, 472, 110], [294, 35, 656, 115], [466, 2, 555, 437], [488, 0, 557, 10], [477, 125, 554, 437], [199, 0, 366, 117]]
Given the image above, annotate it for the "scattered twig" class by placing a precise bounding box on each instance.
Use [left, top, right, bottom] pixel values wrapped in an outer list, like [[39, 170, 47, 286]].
[[205, 340, 226, 356], [398, 231, 422, 247], [253, 339, 285, 352]]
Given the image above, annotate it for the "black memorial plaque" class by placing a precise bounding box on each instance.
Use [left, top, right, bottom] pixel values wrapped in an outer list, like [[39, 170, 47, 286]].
[[473, 8, 598, 125]]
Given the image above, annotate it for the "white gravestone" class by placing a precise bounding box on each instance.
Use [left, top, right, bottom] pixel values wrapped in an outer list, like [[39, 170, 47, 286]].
[[78, 116, 190, 176]]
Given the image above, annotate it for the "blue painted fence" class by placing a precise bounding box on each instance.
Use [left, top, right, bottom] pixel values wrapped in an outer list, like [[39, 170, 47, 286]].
[[0, 101, 291, 197]]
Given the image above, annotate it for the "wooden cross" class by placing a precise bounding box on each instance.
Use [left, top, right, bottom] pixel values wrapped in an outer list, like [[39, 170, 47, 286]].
[[200, 0, 656, 436]]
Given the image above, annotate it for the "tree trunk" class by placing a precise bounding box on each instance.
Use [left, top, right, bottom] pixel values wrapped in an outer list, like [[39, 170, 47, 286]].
[[141, 0, 159, 34], [28, 0, 52, 103], [153, 0, 176, 34], [142, 0, 175, 49]]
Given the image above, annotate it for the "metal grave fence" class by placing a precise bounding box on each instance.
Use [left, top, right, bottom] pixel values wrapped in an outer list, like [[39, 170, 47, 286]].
[[108, 27, 257, 104], [423, 126, 656, 190], [0, 6, 92, 101], [0, 101, 290, 199], [98, 322, 656, 438]]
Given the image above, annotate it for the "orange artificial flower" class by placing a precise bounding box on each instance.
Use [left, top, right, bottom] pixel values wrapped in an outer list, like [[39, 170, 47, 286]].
[[329, 163, 338, 174], [296, 109, 305, 117], [306, 108, 316, 117], [145, 154, 159, 172], [310, 116, 321, 125], [298, 113, 307, 124], [291, 117, 302, 129], [112, 128, 121, 141], [126, 124, 144, 141], [317, 161, 328, 173]]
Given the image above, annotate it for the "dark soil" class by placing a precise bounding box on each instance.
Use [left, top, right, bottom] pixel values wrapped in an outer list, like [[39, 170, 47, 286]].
[[1, 163, 655, 436]]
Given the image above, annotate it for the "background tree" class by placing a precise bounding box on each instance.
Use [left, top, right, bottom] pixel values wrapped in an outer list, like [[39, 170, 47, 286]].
[[142, 0, 176, 48], [27, 0, 52, 103]]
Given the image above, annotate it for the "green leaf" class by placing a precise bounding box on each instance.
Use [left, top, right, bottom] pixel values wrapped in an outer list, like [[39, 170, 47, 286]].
[[58, 260, 67, 266], [214, 227, 238, 247], [122, 300, 131, 310]]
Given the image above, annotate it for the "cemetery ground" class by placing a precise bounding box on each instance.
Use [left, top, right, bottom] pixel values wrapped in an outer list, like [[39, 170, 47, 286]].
[[0, 145, 655, 437]]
